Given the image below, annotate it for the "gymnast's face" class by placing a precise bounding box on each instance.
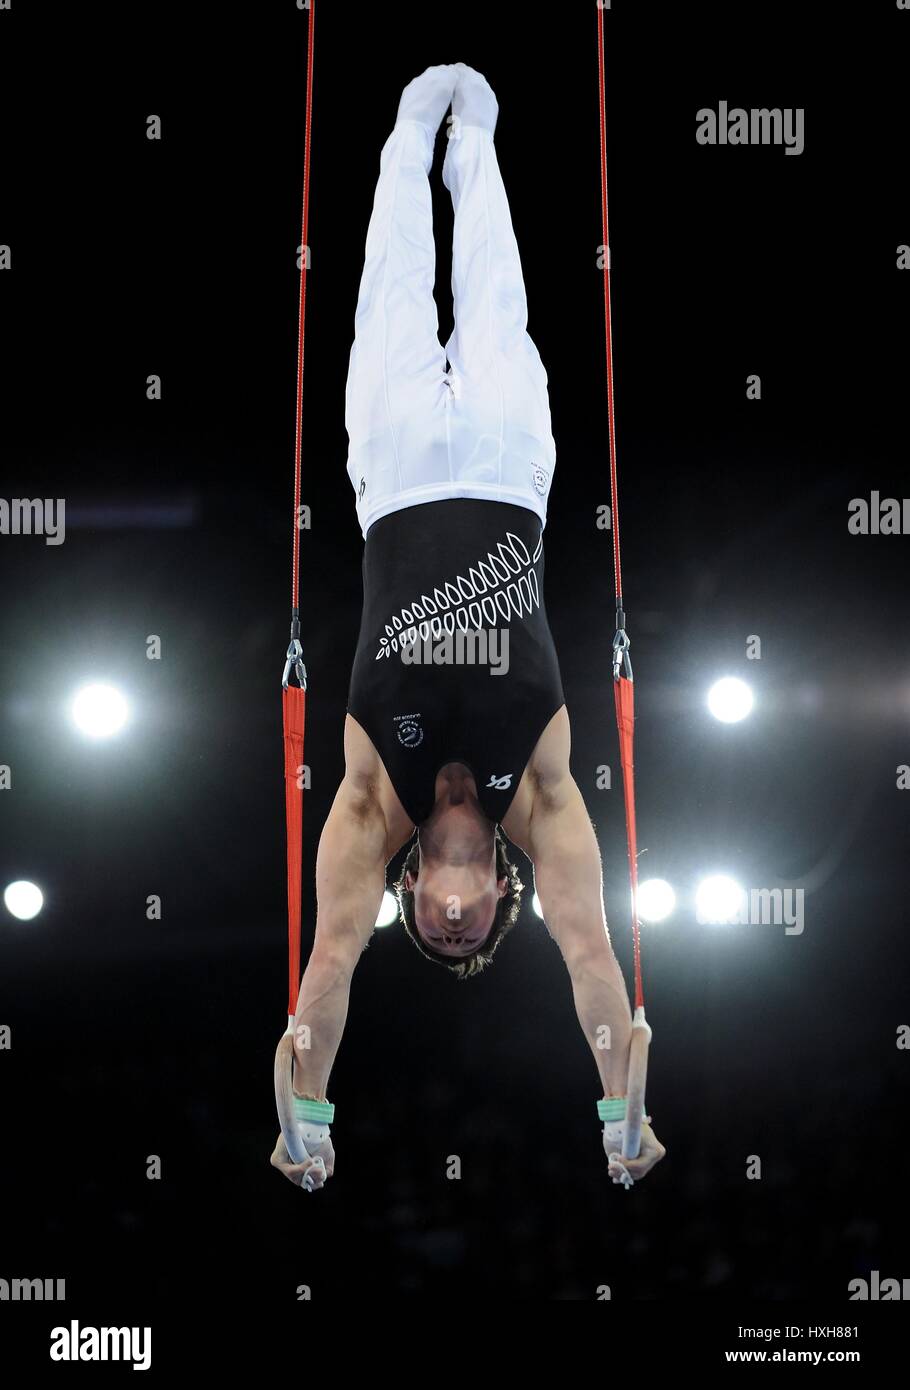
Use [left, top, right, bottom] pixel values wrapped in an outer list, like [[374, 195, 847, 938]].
[[409, 767, 506, 956], [405, 859, 507, 957]]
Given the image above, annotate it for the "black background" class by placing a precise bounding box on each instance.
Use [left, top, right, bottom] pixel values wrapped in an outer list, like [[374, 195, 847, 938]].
[[1, 0, 908, 1358]]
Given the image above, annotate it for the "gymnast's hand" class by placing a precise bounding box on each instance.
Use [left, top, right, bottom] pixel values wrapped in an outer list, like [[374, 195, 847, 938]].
[[603, 1119, 666, 1188], [270, 1131, 336, 1192]]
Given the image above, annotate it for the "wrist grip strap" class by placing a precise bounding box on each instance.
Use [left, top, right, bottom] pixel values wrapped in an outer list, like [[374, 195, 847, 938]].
[[294, 1096, 335, 1124], [597, 1096, 627, 1123]]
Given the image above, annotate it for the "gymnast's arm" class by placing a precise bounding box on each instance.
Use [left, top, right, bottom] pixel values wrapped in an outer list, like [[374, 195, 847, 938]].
[[292, 769, 390, 1095], [271, 752, 394, 1189], [528, 771, 633, 1097], [524, 725, 665, 1181]]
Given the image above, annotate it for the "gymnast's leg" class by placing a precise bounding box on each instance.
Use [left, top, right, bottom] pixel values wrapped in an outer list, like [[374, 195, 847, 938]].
[[441, 63, 557, 508], [344, 65, 456, 537]]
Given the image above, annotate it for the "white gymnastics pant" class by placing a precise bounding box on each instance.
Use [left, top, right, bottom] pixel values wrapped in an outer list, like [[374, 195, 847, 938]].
[[345, 118, 557, 538]]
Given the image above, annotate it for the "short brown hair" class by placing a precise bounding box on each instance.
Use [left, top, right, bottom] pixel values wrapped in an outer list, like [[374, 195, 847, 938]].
[[394, 826, 523, 979]]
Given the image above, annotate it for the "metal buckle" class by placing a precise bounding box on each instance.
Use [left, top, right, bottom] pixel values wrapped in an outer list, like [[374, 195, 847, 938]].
[[282, 638, 307, 690], [612, 628, 632, 682]]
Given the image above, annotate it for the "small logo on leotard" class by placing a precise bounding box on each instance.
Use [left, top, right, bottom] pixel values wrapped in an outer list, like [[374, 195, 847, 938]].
[[359, 477, 366, 500], [531, 463, 550, 495], [395, 713, 424, 748], [486, 772, 513, 791]]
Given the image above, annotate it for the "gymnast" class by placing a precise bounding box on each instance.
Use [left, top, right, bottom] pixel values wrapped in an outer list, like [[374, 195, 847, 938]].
[[271, 63, 666, 1192]]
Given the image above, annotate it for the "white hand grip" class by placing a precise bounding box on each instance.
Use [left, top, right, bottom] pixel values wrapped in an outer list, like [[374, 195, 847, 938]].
[[274, 1030, 310, 1165], [621, 1006, 652, 1161]]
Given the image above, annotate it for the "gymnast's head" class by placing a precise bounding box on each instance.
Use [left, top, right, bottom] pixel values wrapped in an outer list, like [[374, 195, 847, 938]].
[[395, 821, 523, 979]]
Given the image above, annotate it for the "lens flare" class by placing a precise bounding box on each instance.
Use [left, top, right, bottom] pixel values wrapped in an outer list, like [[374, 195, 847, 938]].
[[375, 890, 399, 927], [637, 878, 676, 923], [71, 684, 129, 738], [696, 874, 747, 925], [707, 677, 753, 723], [3, 880, 44, 921]]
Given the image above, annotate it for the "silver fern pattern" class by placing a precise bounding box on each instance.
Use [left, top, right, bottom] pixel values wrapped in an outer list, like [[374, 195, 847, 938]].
[[375, 531, 544, 659]]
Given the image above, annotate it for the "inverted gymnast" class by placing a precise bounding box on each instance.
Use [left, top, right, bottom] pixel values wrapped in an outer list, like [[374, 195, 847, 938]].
[[271, 64, 666, 1191]]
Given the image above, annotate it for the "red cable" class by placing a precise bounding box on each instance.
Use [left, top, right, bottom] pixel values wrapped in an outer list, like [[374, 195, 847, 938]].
[[597, 2, 622, 604], [284, 1, 316, 1020], [599, 4, 644, 1011], [292, 0, 316, 612]]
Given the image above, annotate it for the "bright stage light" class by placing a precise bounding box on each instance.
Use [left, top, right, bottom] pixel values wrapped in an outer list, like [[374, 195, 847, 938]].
[[696, 874, 746, 925], [3, 880, 44, 921], [532, 892, 544, 919], [707, 677, 753, 723], [637, 878, 676, 923], [375, 890, 399, 928], [71, 683, 129, 738]]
